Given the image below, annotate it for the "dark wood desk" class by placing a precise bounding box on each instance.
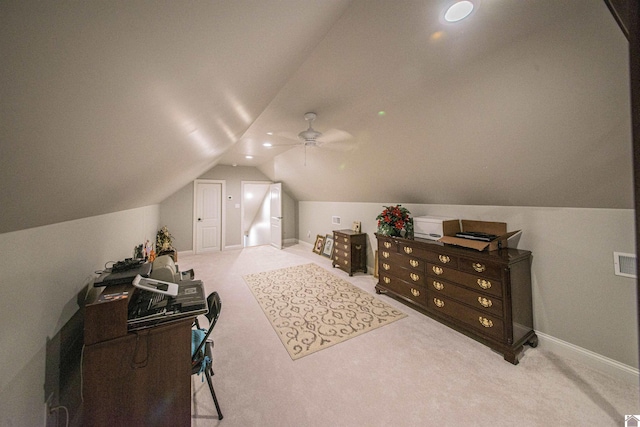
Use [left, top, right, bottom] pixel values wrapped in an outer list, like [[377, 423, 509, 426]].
[[81, 286, 193, 426]]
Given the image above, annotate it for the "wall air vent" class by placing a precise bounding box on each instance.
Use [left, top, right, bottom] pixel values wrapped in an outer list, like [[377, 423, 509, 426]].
[[332, 216, 341, 225], [614, 252, 637, 278]]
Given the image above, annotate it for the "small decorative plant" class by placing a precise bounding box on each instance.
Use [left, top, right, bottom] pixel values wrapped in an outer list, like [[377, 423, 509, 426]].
[[376, 205, 414, 238], [156, 226, 174, 252]]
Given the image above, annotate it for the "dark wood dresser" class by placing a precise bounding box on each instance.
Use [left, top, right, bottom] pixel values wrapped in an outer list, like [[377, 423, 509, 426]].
[[332, 229, 367, 276], [375, 233, 537, 364]]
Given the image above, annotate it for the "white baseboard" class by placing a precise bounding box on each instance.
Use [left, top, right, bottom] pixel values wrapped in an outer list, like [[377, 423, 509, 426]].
[[298, 240, 313, 249], [224, 244, 243, 251], [177, 250, 194, 258], [537, 331, 639, 385]]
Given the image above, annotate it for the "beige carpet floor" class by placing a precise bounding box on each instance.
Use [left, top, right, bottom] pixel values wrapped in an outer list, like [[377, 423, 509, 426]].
[[243, 263, 406, 360], [185, 244, 639, 427]]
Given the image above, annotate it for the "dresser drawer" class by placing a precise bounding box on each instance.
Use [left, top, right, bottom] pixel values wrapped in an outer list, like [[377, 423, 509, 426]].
[[378, 238, 398, 252], [422, 251, 458, 269], [428, 278, 503, 317], [427, 293, 504, 340], [380, 262, 426, 286], [397, 242, 433, 260], [426, 263, 502, 298], [381, 250, 425, 273], [458, 257, 502, 280], [379, 273, 427, 306]]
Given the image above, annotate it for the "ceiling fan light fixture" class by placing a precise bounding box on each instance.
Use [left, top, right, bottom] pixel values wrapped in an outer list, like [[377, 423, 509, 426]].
[[298, 128, 322, 142], [298, 111, 322, 142], [444, 1, 474, 23]]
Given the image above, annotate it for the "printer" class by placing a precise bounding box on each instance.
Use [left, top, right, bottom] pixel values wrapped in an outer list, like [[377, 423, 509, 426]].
[[150, 255, 194, 283], [413, 216, 460, 241]]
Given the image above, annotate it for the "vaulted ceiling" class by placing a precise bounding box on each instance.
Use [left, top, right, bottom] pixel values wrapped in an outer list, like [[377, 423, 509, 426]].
[[0, 0, 632, 234]]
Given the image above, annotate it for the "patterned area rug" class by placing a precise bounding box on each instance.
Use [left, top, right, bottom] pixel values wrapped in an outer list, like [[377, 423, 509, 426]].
[[243, 263, 406, 360]]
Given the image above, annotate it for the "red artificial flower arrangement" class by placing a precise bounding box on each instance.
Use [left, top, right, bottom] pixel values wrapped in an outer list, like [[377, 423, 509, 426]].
[[376, 204, 414, 237]]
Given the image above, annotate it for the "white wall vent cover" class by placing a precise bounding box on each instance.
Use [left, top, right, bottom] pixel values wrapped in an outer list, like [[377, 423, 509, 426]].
[[332, 216, 341, 225], [613, 252, 637, 278]]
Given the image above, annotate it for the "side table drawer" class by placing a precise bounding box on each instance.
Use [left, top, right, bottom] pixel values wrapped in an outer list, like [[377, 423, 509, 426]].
[[334, 251, 351, 269]]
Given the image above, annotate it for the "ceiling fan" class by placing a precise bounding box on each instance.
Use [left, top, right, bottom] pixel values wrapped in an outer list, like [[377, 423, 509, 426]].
[[273, 113, 354, 164]]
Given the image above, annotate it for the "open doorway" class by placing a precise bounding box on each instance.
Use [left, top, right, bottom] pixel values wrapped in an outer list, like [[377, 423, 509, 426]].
[[241, 181, 272, 247]]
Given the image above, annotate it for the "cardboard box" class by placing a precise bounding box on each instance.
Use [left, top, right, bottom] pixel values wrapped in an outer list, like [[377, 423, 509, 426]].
[[413, 216, 459, 241], [439, 220, 520, 251]]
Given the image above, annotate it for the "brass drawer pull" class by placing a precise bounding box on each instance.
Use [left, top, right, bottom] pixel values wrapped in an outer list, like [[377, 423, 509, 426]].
[[478, 297, 493, 308], [409, 259, 420, 268], [404, 247, 413, 254], [479, 317, 494, 328], [432, 281, 444, 291], [384, 241, 392, 249], [343, 260, 348, 265], [411, 288, 420, 297], [472, 262, 486, 273], [383, 276, 391, 284], [438, 255, 450, 264], [432, 266, 443, 275], [382, 263, 391, 270], [355, 245, 362, 250], [382, 251, 390, 258], [433, 298, 445, 308], [343, 237, 348, 243], [477, 279, 491, 290], [343, 244, 348, 250], [410, 273, 420, 282]]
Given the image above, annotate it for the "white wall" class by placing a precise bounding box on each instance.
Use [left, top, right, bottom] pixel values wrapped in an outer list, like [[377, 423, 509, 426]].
[[298, 202, 638, 371], [0, 205, 159, 427]]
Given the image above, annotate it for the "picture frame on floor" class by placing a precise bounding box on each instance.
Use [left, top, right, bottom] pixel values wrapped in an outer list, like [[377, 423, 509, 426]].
[[313, 235, 325, 254], [322, 234, 334, 258]]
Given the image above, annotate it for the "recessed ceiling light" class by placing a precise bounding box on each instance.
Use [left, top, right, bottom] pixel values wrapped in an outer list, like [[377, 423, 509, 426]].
[[444, 1, 474, 23], [263, 142, 272, 147], [266, 132, 273, 136], [245, 155, 253, 159]]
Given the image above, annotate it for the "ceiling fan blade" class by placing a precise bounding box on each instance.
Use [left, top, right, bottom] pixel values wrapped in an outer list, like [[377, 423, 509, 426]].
[[317, 128, 352, 144], [318, 139, 358, 152], [267, 142, 300, 147]]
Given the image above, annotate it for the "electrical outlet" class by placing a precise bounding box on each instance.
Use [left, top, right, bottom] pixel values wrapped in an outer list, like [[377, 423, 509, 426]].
[[44, 393, 53, 426]]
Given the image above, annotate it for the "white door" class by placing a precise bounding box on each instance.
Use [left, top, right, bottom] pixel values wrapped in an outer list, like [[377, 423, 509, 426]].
[[195, 181, 222, 253], [270, 183, 283, 249]]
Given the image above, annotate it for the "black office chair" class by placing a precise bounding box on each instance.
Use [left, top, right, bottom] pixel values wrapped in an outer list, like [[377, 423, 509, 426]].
[[191, 291, 223, 420]]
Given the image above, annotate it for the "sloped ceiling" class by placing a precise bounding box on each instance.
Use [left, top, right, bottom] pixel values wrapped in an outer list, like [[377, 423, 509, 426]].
[[0, 0, 632, 234], [0, 0, 350, 233]]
